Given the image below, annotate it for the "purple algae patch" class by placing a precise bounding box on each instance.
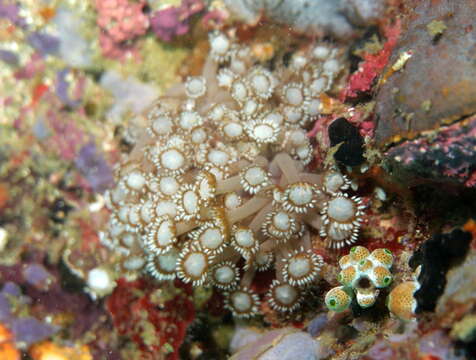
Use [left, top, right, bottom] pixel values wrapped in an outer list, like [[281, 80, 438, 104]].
[[27, 32, 60, 55], [75, 142, 114, 193]]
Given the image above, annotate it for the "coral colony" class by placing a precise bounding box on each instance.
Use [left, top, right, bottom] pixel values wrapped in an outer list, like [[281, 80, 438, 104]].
[[325, 246, 394, 312], [5, 0, 476, 358], [100, 31, 367, 317]]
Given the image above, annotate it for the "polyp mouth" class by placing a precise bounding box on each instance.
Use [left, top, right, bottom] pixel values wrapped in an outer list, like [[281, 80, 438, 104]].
[[357, 276, 372, 290]]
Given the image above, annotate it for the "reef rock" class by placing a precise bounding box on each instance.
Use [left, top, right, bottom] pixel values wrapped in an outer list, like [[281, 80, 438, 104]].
[[230, 327, 325, 360], [374, 1, 476, 187], [224, 0, 385, 39], [436, 252, 476, 327], [375, 0, 476, 145]]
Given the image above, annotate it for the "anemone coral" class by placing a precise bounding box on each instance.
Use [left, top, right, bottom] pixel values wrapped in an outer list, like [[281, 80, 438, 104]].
[[101, 31, 364, 317], [325, 246, 394, 312]]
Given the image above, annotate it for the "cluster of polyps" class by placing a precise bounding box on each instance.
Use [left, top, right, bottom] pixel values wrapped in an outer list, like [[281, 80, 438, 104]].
[[325, 246, 394, 312], [101, 31, 365, 318]]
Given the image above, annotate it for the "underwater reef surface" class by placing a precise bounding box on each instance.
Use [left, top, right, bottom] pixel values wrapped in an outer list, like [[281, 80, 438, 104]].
[[1, 0, 476, 359]]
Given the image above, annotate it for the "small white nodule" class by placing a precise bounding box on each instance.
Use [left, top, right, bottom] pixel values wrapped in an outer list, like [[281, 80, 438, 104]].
[[215, 265, 234, 284], [244, 166, 266, 186], [200, 227, 223, 250], [288, 256, 311, 278], [313, 46, 330, 60], [232, 291, 252, 312], [152, 115, 173, 136], [275, 283, 298, 305], [288, 185, 313, 206], [273, 211, 291, 231], [211, 33, 230, 55], [285, 86, 303, 106], [87, 267, 115, 297], [184, 252, 207, 278], [0, 228, 8, 252], [159, 176, 179, 196], [327, 197, 355, 223], [185, 76, 206, 98], [231, 81, 248, 102], [161, 149, 185, 171], [126, 172, 145, 191], [235, 228, 255, 248]]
